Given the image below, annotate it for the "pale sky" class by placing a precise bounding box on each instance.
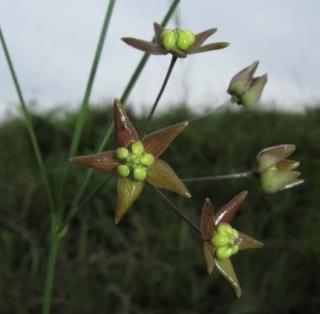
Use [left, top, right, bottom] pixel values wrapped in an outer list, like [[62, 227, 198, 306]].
[[1, 0, 320, 119]]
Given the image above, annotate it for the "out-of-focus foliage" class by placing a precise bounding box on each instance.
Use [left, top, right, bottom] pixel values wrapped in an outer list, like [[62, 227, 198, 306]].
[[0, 105, 319, 314]]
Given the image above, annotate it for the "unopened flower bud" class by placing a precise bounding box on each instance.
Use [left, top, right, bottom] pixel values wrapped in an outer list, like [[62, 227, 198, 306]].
[[217, 223, 234, 236], [240, 74, 268, 108], [228, 61, 259, 97], [216, 247, 233, 260]]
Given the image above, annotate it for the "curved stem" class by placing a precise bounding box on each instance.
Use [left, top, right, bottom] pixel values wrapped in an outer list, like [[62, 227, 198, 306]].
[[142, 55, 178, 135], [182, 170, 255, 183], [155, 188, 201, 235]]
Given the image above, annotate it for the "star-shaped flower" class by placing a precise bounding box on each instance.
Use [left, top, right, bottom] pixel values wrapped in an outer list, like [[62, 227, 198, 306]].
[[257, 144, 304, 193], [200, 191, 263, 297], [71, 99, 191, 223], [122, 23, 229, 58]]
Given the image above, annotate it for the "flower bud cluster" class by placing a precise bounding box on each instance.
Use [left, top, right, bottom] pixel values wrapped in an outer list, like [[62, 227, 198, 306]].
[[116, 141, 155, 181], [211, 223, 240, 260], [160, 28, 196, 52]]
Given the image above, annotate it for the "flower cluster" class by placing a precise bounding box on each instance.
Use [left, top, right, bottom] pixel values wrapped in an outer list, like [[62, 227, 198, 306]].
[[71, 23, 304, 298]]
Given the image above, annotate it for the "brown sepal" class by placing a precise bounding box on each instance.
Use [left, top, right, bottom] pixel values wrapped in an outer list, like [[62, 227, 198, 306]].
[[200, 198, 215, 240]]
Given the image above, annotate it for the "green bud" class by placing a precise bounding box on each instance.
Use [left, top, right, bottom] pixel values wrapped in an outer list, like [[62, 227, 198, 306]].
[[161, 29, 177, 50], [140, 153, 155, 167], [176, 30, 195, 51], [216, 247, 233, 260], [116, 147, 129, 160], [131, 141, 144, 156], [117, 164, 130, 177], [231, 228, 239, 238], [133, 167, 147, 181], [240, 74, 268, 108], [217, 223, 234, 237], [211, 233, 230, 247]]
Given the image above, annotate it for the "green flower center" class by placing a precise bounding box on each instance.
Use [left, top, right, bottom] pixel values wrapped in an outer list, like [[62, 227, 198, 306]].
[[211, 223, 240, 260], [116, 141, 155, 181], [160, 28, 195, 52]]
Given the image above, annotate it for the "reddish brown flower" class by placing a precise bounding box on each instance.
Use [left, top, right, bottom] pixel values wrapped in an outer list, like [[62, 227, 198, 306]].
[[200, 191, 263, 297], [71, 99, 190, 223], [122, 23, 229, 58]]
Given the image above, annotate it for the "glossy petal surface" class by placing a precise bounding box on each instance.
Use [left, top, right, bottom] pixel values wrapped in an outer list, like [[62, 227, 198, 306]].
[[146, 159, 191, 198], [116, 177, 144, 224], [200, 198, 215, 240], [238, 232, 264, 251], [114, 99, 139, 148], [203, 242, 215, 274], [71, 150, 118, 173], [143, 121, 188, 158], [215, 191, 247, 225], [215, 259, 241, 298], [257, 144, 296, 171]]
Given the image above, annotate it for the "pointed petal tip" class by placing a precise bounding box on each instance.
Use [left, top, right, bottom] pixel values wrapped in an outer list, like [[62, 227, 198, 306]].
[[185, 192, 192, 198]]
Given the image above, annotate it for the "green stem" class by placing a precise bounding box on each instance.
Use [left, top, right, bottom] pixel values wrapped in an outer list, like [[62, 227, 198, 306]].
[[182, 170, 255, 183], [69, 0, 181, 215], [41, 231, 62, 314], [58, 0, 117, 214], [155, 188, 200, 234], [0, 27, 55, 216], [142, 55, 177, 135]]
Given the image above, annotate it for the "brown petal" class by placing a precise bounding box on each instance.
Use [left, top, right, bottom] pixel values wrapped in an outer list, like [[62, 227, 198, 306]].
[[170, 48, 187, 58], [153, 22, 164, 45], [143, 121, 188, 158], [215, 259, 242, 298], [71, 150, 118, 173], [193, 28, 217, 47], [203, 242, 215, 274], [276, 160, 300, 171], [257, 144, 296, 171], [200, 198, 215, 240], [238, 232, 264, 251], [214, 191, 248, 226], [189, 42, 230, 54], [121, 37, 165, 55], [146, 159, 191, 198], [113, 99, 139, 148], [115, 177, 144, 224]]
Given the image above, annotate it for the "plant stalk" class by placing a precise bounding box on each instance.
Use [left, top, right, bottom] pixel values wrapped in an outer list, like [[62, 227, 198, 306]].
[[155, 188, 200, 234], [142, 55, 178, 135]]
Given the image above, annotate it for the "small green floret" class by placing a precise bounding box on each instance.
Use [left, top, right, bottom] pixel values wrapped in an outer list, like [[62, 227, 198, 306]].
[[117, 164, 130, 177], [131, 141, 144, 156], [211, 223, 240, 260], [140, 153, 155, 167], [116, 147, 129, 160], [133, 167, 147, 181], [176, 30, 195, 51], [161, 29, 177, 50]]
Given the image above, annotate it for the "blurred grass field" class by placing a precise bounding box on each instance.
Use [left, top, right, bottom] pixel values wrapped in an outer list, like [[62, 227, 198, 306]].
[[0, 106, 320, 314]]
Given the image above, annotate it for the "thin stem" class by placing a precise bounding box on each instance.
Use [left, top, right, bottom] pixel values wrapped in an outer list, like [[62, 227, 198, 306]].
[[69, 0, 181, 215], [188, 99, 234, 124], [142, 55, 177, 135], [62, 175, 112, 229], [58, 0, 117, 213], [0, 27, 55, 216], [155, 188, 201, 235], [182, 170, 255, 183], [41, 231, 61, 314]]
